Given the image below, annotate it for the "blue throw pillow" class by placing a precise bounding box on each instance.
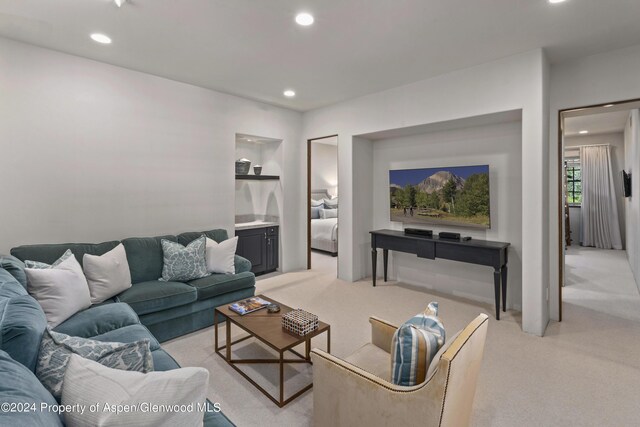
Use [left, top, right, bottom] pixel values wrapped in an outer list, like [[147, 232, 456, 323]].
[[311, 206, 321, 219], [160, 236, 209, 281], [391, 302, 445, 386]]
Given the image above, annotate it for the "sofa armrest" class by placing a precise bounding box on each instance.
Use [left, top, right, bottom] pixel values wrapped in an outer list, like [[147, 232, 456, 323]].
[[369, 316, 398, 352], [0, 255, 27, 289], [234, 255, 252, 274]]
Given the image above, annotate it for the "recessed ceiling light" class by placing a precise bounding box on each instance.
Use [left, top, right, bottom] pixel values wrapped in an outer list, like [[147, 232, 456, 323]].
[[295, 13, 314, 26], [283, 90, 296, 98], [90, 33, 112, 44], [604, 104, 614, 107], [548, 0, 567, 3], [579, 130, 589, 134], [114, 0, 127, 7]]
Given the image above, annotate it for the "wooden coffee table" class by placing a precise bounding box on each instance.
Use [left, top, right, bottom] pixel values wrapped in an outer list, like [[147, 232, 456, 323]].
[[214, 295, 330, 407]]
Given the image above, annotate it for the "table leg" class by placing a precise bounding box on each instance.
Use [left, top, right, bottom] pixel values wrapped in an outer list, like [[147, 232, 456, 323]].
[[371, 248, 377, 287], [279, 351, 284, 406], [493, 269, 500, 320], [305, 338, 310, 361], [225, 318, 231, 361], [327, 327, 331, 354], [214, 311, 218, 352], [383, 249, 388, 282], [501, 265, 508, 312]]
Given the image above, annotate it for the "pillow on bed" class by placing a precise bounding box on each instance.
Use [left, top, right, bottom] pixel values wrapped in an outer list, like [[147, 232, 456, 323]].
[[311, 198, 324, 207], [311, 206, 322, 219], [319, 208, 338, 219], [323, 197, 338, 209]]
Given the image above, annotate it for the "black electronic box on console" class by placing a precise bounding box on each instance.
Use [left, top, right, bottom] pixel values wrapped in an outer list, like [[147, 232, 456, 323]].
[[404, 228, 433, 237], [439, 231, 461, 240]]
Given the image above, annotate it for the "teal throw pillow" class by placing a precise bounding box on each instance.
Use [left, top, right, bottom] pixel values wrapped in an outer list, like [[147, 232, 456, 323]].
[[160, 236, 209, 281]]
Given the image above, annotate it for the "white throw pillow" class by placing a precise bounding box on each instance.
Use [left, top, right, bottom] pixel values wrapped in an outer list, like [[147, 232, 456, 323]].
[[25, 255, 91, 328], [205, 237, 238, 274], [62, 354, 209, 427], [83, 244, 132, 304], [320, 208, 338, 219]]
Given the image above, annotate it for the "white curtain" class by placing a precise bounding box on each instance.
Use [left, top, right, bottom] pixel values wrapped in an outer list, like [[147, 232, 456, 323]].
[[580, 145, 622, 249]]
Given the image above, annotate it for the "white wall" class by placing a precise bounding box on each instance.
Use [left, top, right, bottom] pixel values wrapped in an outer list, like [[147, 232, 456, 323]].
[[303, 49, 549, 336], [372, 121, 523, 309], [0, 38, 305, 272], [311, 142, 338, 195], [564, 132, 626, 247], [624, 110, 640, 289], [549, 43, 640, 320]]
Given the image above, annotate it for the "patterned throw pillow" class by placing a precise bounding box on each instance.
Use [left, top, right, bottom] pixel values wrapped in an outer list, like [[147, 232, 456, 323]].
[[390, 302, 446, 386], [36, 329, 154, 400], [161, 236, 209, 281], [25, 249, 73, 269]]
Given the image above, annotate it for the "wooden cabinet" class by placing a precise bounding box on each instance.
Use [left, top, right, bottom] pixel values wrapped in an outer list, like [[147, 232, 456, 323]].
[[236, 225, 279, 276]]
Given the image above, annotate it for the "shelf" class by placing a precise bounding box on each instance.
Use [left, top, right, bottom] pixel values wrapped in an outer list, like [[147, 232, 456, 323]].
[[235, 174, 280, 181]]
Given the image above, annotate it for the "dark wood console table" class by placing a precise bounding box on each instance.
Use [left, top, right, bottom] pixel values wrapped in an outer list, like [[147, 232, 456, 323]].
[[370, 229, 510, 320]]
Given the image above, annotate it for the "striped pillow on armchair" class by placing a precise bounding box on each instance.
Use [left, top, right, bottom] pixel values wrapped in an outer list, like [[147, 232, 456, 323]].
[[390, 302, 446, 386]]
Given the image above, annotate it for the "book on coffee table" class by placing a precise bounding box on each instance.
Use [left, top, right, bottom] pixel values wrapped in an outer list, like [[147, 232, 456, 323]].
[[228, 297, 271, 315]]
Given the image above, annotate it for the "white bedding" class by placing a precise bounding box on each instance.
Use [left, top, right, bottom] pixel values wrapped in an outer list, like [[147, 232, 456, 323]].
[[311, 218, 338, 242]]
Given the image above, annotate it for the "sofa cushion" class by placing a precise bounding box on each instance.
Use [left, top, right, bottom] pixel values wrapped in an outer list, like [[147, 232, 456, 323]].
[[0, 350, 63, 427], [53, 303, 140, 338], [0, 255, 28, 289], [0, 294, 47, 372], [345, 343, 391, 381], [11, 241, 120, 266], [177, 229, 228, 246], [187, 271, 255, 300], [122, 235, 177, 283], [117, 280, 197, 315], [90, 324, 161, 352]]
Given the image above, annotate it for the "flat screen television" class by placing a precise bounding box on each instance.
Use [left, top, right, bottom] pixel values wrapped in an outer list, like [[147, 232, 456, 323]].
[[389, 165, 491, 229]]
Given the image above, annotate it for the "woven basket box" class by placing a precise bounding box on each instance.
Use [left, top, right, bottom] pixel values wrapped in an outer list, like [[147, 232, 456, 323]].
[[282, 309, 319, 336]]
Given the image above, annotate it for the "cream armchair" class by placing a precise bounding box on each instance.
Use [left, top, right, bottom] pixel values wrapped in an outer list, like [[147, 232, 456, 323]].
[[310, 313, 488, 427]]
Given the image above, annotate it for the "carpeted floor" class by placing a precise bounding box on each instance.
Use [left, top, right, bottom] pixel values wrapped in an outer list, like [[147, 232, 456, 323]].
[[163, 264, 640, 426], [564, 245, 640, 322]]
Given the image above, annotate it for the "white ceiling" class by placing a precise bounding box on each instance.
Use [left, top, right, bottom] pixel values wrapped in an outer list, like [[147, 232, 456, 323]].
[[2, 0, 640, 111], [564, 110, 631, 137]]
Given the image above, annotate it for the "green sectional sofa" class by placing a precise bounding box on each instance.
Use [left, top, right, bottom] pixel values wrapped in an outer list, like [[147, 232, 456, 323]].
[[0, 255, 234, 426], [10, 229, 256, 342]]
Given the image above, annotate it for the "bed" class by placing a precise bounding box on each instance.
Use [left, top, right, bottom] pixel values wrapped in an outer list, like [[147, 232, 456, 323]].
[[311, 189, 338, 256]]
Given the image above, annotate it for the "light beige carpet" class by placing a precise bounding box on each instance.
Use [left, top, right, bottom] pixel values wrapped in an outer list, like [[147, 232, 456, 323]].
[[564, 245, 640, 323], [164, 266, 640, 426]]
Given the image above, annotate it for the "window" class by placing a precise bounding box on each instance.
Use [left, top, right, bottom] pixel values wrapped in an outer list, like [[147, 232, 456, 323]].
[[566, 163, 582, 205]]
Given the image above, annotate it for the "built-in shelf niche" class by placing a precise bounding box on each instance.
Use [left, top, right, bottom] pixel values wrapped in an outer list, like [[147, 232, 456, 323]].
[[235, 133, 282, 221]]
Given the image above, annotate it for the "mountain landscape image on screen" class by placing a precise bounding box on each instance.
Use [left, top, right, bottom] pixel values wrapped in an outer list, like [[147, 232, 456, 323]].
[[389, 165, 491, 228]]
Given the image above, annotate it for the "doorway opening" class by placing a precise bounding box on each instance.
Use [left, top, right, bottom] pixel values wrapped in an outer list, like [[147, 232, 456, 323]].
[[558, 99, 640, 322], [307, 135, 339, 276]]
